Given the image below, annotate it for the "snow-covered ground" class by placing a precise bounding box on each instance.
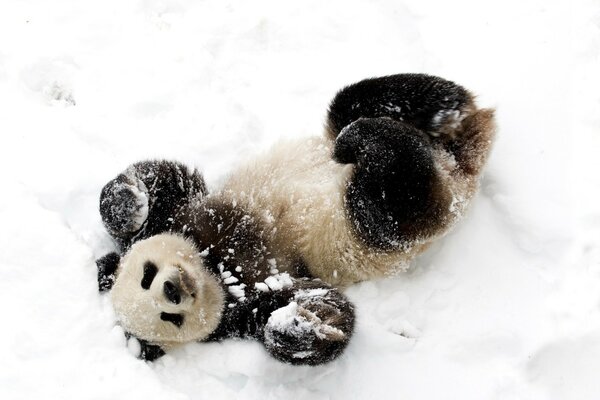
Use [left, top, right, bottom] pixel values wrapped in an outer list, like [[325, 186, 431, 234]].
[[0, 0, 598, 398]]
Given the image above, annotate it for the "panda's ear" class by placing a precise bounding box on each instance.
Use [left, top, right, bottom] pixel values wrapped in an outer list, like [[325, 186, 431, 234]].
[[96, 252, 121, 292]]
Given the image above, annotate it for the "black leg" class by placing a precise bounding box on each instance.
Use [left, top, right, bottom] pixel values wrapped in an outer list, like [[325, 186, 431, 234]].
[[99, 160, 207, 248], [334, 118, 451, 250], [326, 73, 474, 140], [207, 278, 355, 366]]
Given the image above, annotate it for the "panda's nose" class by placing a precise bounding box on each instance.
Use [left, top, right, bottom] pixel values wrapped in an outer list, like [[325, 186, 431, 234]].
[[163, 281, 181, 305]]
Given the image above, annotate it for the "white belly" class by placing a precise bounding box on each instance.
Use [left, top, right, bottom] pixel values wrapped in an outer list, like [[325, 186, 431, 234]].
[[218, 135, 424, 286]]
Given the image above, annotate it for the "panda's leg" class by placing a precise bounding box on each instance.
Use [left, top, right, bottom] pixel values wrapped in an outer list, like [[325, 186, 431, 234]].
[[333, 118, 452, 249], [326, 73, 476, 141], [210, 278, 355, 365], [99, 160, 207, 248], [327, 75, 495, 249], [326, 74, 497, 175]]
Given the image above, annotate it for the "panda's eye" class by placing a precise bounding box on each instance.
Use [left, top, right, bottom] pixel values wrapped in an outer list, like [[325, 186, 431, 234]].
[[160, 312, 184, 328], [141, 261, 158, 289]]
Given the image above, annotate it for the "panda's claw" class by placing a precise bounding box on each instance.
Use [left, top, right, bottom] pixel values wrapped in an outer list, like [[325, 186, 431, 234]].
[[296, 304, 346, 342]]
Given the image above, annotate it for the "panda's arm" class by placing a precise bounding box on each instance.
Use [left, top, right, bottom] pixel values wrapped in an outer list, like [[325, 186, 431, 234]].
[[208, 278, 355, 366], [99, 160, 207, 248]]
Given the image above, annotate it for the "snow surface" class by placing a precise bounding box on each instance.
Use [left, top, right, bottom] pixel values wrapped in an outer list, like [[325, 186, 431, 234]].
[[0, 0, 598, 399]]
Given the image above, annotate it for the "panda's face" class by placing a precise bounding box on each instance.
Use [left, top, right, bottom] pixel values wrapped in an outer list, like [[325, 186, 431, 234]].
[[111, 234, 225, 347]]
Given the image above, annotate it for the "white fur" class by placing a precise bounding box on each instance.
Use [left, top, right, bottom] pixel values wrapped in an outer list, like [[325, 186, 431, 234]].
[[111, 234, 225, 347], [216, 133, 486, 287]]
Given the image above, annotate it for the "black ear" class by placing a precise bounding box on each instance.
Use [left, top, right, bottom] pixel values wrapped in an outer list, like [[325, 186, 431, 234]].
[[96, 252, 121, 292]]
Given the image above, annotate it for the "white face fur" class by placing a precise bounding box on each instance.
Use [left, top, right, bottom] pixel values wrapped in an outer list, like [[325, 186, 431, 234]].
[[111, 234, 225, 348]]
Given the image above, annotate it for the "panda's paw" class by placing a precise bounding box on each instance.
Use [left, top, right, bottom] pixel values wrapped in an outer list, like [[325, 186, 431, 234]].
[[333, 117, 450, 249], [333, 117, 430, 167], [100, 174, 149, 236], [327, 73, 475, 141], [263, 287, 354, 365]]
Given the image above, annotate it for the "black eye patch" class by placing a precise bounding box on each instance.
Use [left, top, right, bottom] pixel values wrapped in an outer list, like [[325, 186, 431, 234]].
[[160, 312, 184, 328], [141, 261, 158, 290]]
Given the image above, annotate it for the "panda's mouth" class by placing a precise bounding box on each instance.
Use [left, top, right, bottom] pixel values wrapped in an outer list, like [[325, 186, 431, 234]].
[[160, 312, 184, 327]]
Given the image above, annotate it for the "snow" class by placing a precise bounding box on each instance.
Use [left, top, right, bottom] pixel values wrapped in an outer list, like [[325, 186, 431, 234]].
[[227, 283, 246, 300], [294, 288, 331, 300], [266, 302, 304, 332], [0, 0, 598, 399], [264, 302, 336, 352], [223, 276, 239, 285], [255, 282, 270, 292], [264, 273, 294, 291]]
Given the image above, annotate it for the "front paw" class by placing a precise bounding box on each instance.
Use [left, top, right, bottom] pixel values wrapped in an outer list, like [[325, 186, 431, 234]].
[[263, 287, 354, 365], [99, 174, 149, 237]]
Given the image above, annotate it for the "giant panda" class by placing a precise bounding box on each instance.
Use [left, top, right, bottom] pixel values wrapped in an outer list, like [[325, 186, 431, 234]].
[[96, 73, 495, 364]]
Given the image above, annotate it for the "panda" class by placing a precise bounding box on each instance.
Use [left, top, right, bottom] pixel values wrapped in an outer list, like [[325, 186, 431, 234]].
[[96, 73, 495, 364]]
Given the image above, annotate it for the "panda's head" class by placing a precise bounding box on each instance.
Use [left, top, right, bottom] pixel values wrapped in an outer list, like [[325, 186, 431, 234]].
[[98, 234, 225, 349]]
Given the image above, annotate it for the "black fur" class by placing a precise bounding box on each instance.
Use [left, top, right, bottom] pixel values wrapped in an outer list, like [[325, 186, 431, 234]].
[[138, 339, 166, 361], [207, 278, 354, 366], [99, 160, 207, 249], [96, 252, 120, 292], [175, 196, 273, 286], [327, 73, 472, 138], [140, 261, 158, 290], [334, 118, 450, 249], [327, 74, 474, 249]]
